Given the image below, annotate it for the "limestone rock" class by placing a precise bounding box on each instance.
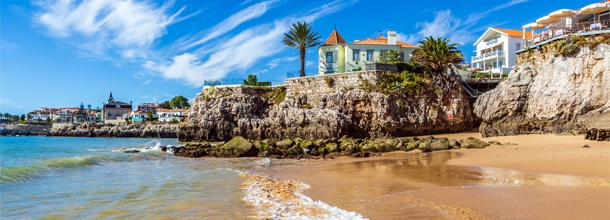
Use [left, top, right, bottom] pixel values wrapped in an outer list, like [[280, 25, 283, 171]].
[[215, 136, 258, 157], [458, 137, 489, 149]]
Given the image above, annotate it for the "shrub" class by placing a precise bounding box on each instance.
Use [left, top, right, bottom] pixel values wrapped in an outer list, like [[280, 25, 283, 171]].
[[324, 77, 335, 87]]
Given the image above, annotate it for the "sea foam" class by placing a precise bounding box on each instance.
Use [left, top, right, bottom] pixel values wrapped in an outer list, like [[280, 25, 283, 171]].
[[241, 173, 368, 220]]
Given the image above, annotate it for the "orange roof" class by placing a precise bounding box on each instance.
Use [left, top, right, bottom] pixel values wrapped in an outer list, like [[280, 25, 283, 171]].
[[349, 35, 419, 48], [491, 28, 538, 38], [322, 29, 347, 46], [156, 109, 185, 112]]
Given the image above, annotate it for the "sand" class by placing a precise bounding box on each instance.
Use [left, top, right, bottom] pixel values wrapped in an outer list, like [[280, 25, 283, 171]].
[[268, 132, 610, 219]]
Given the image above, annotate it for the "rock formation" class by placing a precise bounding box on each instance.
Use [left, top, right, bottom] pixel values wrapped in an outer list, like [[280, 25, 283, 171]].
[[179, 73, 472, 142], [474, 42, 610, 137], [49, 122, 178, 138], [168, 135, 490, 159]]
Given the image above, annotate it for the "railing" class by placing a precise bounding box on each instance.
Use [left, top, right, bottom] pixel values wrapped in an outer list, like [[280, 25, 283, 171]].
[[521, 19, 610, 48], [472, 50, 504, 62]]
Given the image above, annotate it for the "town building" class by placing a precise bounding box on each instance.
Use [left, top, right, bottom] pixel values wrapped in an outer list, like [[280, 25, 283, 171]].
[[471, 28, 536, 74], [26, 107, 59, 122], [156, 109, 187, 122], [137, 103, 160, 112], [318, 30, 419, 75], [125, 110, 146, 122], [101, 92, 132, 121]]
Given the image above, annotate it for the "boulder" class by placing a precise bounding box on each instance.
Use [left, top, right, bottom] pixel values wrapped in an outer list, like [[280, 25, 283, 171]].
[[275, 139, 295, 149], [459, 137, 490, 149], [215, 136, 259, 157], [488, 140, 502, 145]]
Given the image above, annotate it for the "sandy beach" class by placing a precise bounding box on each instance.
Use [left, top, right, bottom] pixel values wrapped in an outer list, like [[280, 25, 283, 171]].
[[267, 132, 610, 219]]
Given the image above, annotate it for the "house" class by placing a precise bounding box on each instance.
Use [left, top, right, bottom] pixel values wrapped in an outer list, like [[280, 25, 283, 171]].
[[156, 109, 187, 122], [101, 92, 133, 121], [137, 103, 160, 113], [471, 28, 537, 74], [318, 29, 419, 75], [26, 107, 59, 121], [125, 110, 146, 122]]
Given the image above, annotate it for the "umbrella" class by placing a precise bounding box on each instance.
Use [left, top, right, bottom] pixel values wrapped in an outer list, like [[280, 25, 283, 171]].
[[522, 23, 545, 30], [580, 3, 609, 23], [537, 16, 561, 25], [549, 9, 577, 18], [580, 3, 609, 14]]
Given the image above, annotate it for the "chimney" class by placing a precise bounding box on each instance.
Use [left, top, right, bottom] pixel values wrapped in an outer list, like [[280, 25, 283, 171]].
[[388, 30, 397, 45]]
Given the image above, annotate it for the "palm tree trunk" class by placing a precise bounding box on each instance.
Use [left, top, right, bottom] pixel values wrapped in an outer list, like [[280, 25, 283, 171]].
[[299, 48, 306, 77]]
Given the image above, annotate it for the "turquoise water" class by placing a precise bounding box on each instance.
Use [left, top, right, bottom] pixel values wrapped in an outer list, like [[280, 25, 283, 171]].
[[0, 136, 253, 219]]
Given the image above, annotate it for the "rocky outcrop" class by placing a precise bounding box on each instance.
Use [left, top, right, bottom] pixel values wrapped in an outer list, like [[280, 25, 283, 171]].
[[474, 43, 610, 137], [49, 122, 178, 138], [179, 73, 472, 142], [585, 128, 610, 141], [168, 135, 490, 159]]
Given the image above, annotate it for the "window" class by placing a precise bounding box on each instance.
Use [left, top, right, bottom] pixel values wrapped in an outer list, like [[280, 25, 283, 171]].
[[499, 61, 503, 68], [399, 53, 404, 62], [380, 50, 388, 59], [326, 52, 333, 63], [516, 43, 521, 51], [353, 50, 359, 61], [366, 50, 373, 61]]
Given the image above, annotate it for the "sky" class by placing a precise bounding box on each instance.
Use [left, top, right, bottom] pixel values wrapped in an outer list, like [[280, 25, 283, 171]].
[[0, 0, 596, 115]]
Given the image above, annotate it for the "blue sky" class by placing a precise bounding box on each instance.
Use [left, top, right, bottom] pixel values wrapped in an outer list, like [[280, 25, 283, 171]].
[[0, 0, 594, 114]]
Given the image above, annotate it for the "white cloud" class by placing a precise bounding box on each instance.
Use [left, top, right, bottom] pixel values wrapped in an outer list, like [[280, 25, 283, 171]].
[[143, 79, 152, 85], [34, 0, 191, 59], [267, 56, 298, 69], [145, 0, 354, 87], [306, 61, 313, 67]]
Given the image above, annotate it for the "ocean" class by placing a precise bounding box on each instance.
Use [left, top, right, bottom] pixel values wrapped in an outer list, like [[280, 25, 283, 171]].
[[0, 136, 365, 219]]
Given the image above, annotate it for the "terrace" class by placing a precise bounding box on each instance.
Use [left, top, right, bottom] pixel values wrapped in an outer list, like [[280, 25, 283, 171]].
[[519, 1, 610, 50]]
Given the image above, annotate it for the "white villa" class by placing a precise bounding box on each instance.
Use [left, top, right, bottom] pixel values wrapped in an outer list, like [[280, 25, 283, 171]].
[[156, 109, 187, 122], [318, 30, 419, 75], [471, 28, 536, 74]]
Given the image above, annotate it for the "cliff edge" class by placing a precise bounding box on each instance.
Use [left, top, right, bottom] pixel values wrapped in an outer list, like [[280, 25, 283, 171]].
[[179, 72, 472, 142], [474, 40, 610, 137]]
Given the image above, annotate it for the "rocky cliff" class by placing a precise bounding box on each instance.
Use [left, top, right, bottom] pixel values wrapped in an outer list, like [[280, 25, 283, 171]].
[[50, 122, 179, 138], [474, 41, 610, 137], [179, 72, 472, 142]]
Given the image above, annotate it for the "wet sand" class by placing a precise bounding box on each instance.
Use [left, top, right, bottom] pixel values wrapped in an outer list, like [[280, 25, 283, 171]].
[[268, 133, 610, 219]]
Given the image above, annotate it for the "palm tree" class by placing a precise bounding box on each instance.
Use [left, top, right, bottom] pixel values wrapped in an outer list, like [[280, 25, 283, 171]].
[[411, 36, 464, 75], [282, 22, 321, 77]]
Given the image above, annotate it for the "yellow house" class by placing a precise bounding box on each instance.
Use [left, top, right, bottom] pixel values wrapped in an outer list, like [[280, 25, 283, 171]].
[[318, 29, 419, 75]]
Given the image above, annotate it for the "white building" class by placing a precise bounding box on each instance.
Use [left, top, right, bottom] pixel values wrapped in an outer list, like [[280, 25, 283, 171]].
[[471, 28, 536, 74], [156, 109, 186, 122], [318, 30, 419, 75]]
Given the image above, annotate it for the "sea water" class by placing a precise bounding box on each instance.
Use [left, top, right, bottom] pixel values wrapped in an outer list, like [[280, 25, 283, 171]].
[[0, 136, 253, 219], [0, 136, 367, 219]]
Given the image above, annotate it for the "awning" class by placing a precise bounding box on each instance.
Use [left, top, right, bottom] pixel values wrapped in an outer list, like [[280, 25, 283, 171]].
[[580, 3, 609, 14], [536, 16, 561, 25], [549, 9, 577, 18], [522, 23, 545, 30]]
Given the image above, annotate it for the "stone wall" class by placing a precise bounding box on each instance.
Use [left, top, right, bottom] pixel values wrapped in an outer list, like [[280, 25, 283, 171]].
[[285, 70, 381, 105]]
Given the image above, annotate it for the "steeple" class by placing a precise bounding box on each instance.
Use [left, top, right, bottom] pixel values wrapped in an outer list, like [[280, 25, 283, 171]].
[[322, 29, 347, 46], [107, 92, 115, 103]]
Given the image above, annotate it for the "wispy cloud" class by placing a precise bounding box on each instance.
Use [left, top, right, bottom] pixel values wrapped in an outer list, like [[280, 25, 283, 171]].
[[145, 0, 355, 87], [1, 40, 20, 51], [404, 0, 528, 46], [34, 0, 194, 59], [268, 56, 298, 69]]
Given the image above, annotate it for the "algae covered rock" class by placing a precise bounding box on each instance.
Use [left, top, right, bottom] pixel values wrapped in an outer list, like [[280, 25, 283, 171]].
[[172, 142, 213, 158], [488, 140, 502, 145], [275, 139, 295, 149], [459, 137, 490, 149], [216, 136, 259, 157]]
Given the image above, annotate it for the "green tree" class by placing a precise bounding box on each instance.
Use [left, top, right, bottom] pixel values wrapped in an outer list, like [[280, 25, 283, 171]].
[[375, 49, 401, 64], [26, 115, 32, 121], [147, 110, 155, 121], [87, 104, 92, 110], [45, 117, 51, 124], [282, 21, 321, 77], [411, 36, 464, 75], [170, 96, 190, 109], [243, 74, 258, 86], [159, 101, 171, 109], [3, 113, 9, 119], [20, 114, 25, 121]]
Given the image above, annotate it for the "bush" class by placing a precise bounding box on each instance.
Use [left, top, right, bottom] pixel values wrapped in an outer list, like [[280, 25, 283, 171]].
[[324, 77, 335, 87]]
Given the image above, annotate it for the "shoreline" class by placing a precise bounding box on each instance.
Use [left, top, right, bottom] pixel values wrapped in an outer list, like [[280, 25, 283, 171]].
[[265, 132, 610, 219]]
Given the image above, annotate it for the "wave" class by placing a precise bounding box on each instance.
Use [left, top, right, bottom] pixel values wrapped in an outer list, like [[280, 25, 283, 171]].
[[0, 154, 159, 183], [241, 173, 367, 220]]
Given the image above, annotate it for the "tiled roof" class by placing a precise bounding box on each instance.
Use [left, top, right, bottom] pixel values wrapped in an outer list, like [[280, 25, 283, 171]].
[[491, 28, 538, 38], [349, 36, 419, 48], [156, 109, 186, 112], [322, 30, 347, 46]]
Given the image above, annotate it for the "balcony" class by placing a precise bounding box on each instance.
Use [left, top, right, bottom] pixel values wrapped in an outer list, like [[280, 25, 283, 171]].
[[471, 50, 504, 63]]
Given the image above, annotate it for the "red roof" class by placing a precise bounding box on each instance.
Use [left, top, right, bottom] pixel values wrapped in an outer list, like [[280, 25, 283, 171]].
[[349, 35, 419, 48], [322, 30, 347, 46]]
